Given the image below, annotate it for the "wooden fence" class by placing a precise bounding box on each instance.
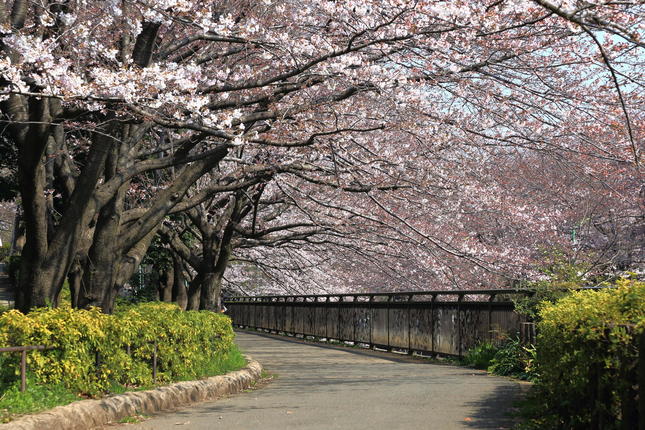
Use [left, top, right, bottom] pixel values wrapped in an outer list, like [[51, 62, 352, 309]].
[[225, 289, 532, 357]]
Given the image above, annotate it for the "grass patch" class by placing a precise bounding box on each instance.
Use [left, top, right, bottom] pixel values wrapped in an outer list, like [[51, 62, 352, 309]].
[[0, 376, 79, 423], [184, 344, 247, 381], [118, 414, 149, 424]]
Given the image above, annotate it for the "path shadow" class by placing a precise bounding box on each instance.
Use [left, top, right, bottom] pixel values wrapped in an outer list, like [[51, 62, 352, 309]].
[[461, 381, 525, 429]]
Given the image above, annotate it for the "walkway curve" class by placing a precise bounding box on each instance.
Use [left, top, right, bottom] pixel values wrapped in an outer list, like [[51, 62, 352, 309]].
[[122, 330, 526, 430]]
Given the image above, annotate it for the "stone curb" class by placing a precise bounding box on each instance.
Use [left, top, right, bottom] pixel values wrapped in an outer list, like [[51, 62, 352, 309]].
[[1, 357, 263, 430]]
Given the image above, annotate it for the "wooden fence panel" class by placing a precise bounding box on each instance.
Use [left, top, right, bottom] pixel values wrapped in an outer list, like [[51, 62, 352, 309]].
[[388, 307, 409, 349], [371, 306, 389, 346], [293, 306, 307, 334], [433, 305, 459, 355], [459, 305, 487, 356], [409, 306, 433, 352], [255, 305, 270, 328], [248, 304, 257, 328], [283, 305, 294, 334], [313, 305, 327, 337], [490, 308, 521, 343], [354, 306, 371, 344], [326, 306, 340, 340], [303, 304, 316, 336], [339, 306, 355, 341], [225, 290, 533, 357]]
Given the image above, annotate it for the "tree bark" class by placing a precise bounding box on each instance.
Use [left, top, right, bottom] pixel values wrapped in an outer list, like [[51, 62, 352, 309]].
[[186, 274, 202, 311], [159, 263, 174, 302], [15, 97, 54, 310], [67, 258, 83, 308], [77, 141, 126, 310], [171, 253, 188, 310]]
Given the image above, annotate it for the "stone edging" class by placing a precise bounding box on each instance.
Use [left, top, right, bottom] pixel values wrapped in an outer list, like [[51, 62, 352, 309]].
[[1, 357, 263, 430]]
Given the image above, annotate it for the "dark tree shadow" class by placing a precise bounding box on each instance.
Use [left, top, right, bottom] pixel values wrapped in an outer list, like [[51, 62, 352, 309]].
[[461, 382, 526, 429]]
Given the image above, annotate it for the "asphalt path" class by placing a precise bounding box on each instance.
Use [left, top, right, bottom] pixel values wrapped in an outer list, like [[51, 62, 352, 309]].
[[122, 330, 526, 429]]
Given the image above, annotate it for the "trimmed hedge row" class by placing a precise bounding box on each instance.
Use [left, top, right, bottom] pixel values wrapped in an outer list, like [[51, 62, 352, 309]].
[[534, 278, 644, 429], [0, 302, 236, 395]]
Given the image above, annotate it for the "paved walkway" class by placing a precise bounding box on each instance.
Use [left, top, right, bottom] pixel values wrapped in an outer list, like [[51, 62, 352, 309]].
[[123, 331, 526, 429]]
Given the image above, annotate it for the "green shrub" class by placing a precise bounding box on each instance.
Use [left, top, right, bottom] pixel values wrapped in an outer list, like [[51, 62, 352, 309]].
[[0, 302, 240, 396], [463, 338, 538, 381], [488, 337, 537, 380], [532, 278, 644, 429], [463, 342, 498, 369]]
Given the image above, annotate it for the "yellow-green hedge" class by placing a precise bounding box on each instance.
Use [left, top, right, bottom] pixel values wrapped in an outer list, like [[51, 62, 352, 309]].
[[0, 303, 235, 395], [535, 278, 644, 429]]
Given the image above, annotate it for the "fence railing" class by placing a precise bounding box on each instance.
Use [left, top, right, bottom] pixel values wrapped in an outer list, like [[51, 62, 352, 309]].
[[1, 341, 162, 393], [0, 345, 52, 392], [225, 289, 535, 357]]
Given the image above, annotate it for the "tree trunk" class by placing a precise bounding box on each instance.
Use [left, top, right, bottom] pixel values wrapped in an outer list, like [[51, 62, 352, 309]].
[[9, 209, 24, 256], [171, 254, 187, 310], [186, 273, 202, 311], [159, 263, 174, 302], [67, 259, 83, 308], [199, 224, 235, 312], [78, 172, 125, 310], [199, 236, 219, 311], [15, 98, 54, 311]]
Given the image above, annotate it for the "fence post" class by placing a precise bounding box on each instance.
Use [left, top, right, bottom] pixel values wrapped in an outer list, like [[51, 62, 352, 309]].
[[430, 293, 436, 355], [407, 294, 413, 354], [152, 341, 158, 383], [368, 295, 373, 348], [457, 293, 464, 357], [353, 296, 357, 343], [387, 295, 392, 351], [325, 296, 329, 340], [488, 294, 495, 343], [313, 296, 317, 338], [20, 349, 26, 392], [520, 322, 536, 344], [337, 295, 342, 342], [639, 330, 645, 430]]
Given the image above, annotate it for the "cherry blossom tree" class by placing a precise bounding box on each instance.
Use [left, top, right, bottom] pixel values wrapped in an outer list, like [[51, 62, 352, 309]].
[[0, 0, 642, 311]]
